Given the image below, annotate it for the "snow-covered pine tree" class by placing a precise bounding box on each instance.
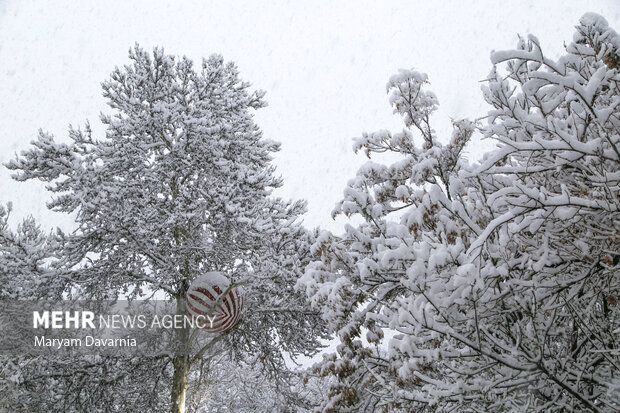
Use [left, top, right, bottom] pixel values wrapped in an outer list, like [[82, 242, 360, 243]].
[[0, 203, 61, 300], [5, 45, 325, 412], [298, 13, 619, 412]]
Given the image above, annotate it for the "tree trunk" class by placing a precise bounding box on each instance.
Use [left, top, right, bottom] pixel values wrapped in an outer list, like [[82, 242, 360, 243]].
[[171, 297, 191, 413], [171, 353, 189, 413]]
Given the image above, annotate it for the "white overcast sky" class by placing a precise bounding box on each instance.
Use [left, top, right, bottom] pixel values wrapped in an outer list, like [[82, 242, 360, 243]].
[[1, 0, 619, 233]]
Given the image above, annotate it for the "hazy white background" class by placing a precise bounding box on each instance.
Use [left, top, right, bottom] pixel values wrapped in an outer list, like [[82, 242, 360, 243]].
[[1, 0, 619, 233]]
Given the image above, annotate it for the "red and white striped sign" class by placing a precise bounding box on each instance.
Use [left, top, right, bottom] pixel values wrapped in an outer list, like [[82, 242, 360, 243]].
[[186, 272, 244, 332]]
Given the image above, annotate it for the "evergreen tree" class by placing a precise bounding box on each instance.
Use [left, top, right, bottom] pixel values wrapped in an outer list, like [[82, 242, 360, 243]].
[[5, 45, 325, 412]]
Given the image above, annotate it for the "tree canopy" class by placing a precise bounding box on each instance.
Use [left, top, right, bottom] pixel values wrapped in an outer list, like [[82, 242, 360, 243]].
[[2, 45, 326, 412], [299, 13, 620, 413]]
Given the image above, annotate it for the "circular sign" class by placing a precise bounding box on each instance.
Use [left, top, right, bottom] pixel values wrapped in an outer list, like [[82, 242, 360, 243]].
[[186, 272, 243, 332]]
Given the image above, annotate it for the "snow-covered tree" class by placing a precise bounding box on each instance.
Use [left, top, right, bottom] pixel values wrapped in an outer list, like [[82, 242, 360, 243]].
[[0, 203, 62, 300], [299, 13, 619, 412], [5, 45, 325, 412], [188, 352, 326, 412]]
